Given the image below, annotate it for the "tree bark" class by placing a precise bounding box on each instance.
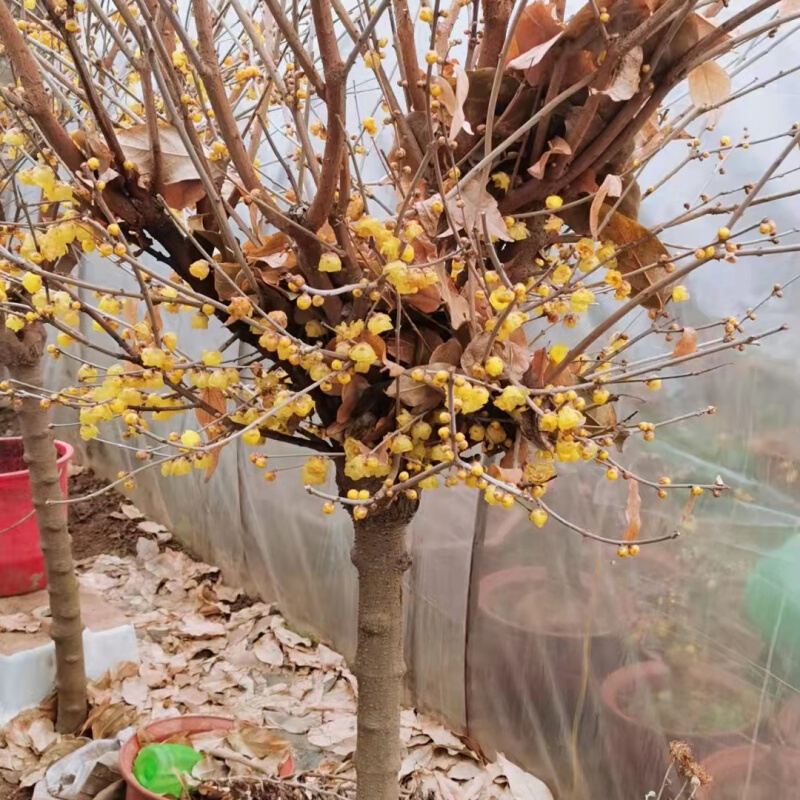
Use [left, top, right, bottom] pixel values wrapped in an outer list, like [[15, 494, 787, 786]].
[[478, 0, 514, 69], [350, 503, 414, 800], [0, 326, 87, 732]]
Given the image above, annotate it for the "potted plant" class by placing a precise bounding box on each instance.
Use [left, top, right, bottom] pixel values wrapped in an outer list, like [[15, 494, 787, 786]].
[[468, 562, 632, 792], [600, 659, 762, 797], [696, 746, 800, 800], [0, 437, 73, 597]]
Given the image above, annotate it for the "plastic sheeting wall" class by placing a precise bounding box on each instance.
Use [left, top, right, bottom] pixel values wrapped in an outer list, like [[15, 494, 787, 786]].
[[38, 4, 800, 800]]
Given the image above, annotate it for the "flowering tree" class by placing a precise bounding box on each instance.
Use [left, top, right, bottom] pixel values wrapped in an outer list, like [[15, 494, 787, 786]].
[[0, 0, 797, 795]]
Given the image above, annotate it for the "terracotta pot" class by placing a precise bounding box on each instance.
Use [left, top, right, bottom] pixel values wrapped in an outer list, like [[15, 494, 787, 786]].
[[467, 566, 631, 796], [776, 694, 800, 749], [696, 746, 800, 799], [599, 661, 760, 798], [119, 715, 234, 800]]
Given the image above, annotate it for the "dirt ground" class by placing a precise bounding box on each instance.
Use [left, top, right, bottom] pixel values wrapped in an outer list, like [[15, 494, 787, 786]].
[[66, 468, 196, 562]]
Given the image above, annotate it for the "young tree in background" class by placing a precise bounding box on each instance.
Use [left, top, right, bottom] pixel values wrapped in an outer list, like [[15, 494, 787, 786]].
[[0, 0, 797, 796]]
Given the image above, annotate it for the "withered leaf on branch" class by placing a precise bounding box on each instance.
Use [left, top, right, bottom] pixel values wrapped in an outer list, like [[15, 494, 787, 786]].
[[589, 174, 622, 238], [113, 124, 212, 209], [596, 45, 643, 102], [687, 61, 731, 126], [528, 136, 571, 180], [672, 327, 698, 358], [622, 479, 642, 542], [429, 338, 463, 366], [461, 333, 530, 382], [195, 388, 227, 428], [595, 206, 672, 312], [433, 265, 470, 330], [386, 366, 448, 410], [434, 178, 512, 242]]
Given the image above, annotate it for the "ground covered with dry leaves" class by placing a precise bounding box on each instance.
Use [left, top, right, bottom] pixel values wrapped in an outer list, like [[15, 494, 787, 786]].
[[1, 499, 551, 800]]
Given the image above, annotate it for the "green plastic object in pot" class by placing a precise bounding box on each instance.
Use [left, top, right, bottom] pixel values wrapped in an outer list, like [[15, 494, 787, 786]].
[[132, 743, 203, 797]]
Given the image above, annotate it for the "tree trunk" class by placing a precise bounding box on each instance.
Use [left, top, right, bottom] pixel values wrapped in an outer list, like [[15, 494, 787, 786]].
[[350, 507, 414, 800], [0, 325, 87, 732]]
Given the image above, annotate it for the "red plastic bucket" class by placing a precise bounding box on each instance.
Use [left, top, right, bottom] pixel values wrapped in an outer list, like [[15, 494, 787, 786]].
[[0, 437, 73, 597]]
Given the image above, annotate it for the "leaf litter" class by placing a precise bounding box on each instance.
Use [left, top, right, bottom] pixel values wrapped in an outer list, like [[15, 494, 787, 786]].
[[1, 519, 552, 800]]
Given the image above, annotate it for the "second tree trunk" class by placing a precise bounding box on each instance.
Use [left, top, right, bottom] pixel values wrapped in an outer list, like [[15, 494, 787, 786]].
[[3, 327, 87, 733]]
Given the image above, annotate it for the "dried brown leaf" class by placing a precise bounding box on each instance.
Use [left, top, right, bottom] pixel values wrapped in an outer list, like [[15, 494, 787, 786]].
[[449, 66, 472, 141], [430, 338, 463, 367], [600, 208, 671, 311], [386, 369, 445, 410], [337, 375, 369, 425], [115, 124, 209, 210], [600, 46, 643, 101], [589, 174, 622, 239], [434, 264, 470, 329], [405, 282, 443, 313], [253, 632, 284, 667], [442, 178, 512, 242], [528, 136, 571, 180], [623, 480, 642, 542], [672, 327, 698, 358], [522, 347, 548, 389], [204, 445, 223, 483], [195, 388, 226, 429], [687, 61, 731, 126], [508, 33, 562, 71], [0, 613, 41, 633], [507, 1, 563, 63], [229, 724, 290, 761], [488, 464, 523, 486]]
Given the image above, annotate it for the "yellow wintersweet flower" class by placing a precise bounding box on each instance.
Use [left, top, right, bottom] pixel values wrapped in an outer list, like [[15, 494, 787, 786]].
[[557, 405, 585, 431], [202, 349, 223, 367], [454, 383, 490, 413], [552, 263, 572, 286], [549, 343, 569, 363], [367, 313, 393, 334], [21, 272, 42, 294], [489, 286, 515, 311], [491, 172, 510, 193], [319, 253, 342, 272], [570, 287, 595, 313], [180, 430, 202, 448], [556, 439, 580, 462], [494, 385, 529, 413], [539, 412, 558, 432], [672, 285, 690, 302], [302, 456, 329, 486], [141, 347, 166, 369], [349, 342, 378, 372]]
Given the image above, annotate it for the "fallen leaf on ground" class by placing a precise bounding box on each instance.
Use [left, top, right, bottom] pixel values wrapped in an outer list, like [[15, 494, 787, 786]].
[[498, 754, 554, 799], [137, 520, 168, 536], [180, 616, 227, 638], [0, 613, 41, 633], [253, 632, 284, 667]]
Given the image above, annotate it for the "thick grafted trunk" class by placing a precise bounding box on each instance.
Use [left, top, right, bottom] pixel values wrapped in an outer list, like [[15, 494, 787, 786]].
[[1, 325, 87, 732], [350, 498, 414, 800]]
